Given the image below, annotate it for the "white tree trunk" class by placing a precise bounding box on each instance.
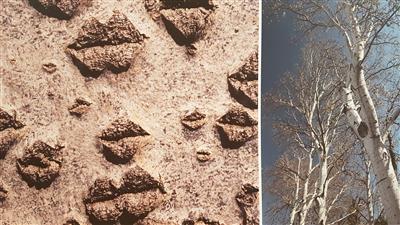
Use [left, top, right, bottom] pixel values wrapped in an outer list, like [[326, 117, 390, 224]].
[[343, 68, 400, 224], [289, 159, 302, 225], [289, 207, 297, 225], [363, 137, 400, 223], [299, 175, 310, 225], [299, 153, 315, 225], [366, 161, 374, 225], [316, 152, 328, 225], [341, 6, 400, 220]]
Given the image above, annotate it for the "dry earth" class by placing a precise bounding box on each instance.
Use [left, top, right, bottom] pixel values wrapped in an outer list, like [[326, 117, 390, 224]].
[[0, 0, 259, 224]]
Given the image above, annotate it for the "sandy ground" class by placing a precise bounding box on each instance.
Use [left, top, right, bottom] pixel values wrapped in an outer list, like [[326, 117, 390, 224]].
[[0, 0, 259, 224]]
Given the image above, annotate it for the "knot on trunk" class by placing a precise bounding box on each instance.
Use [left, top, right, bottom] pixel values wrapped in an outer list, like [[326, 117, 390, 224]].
[[357, 121, 369, 138]]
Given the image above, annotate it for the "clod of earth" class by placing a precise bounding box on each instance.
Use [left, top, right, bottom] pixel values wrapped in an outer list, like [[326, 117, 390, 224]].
[[181, 109, 206, 130], [0, 183, 7, 202], [160, 8, 211, 46], [145, 0, 215, 20], [69, 43, 139, 76], [182, 216, 221, 225], [67, 11, 145, 77], [145, 0, 215, 47], [28, 0, 80, 20], [99, 118, 150, 164], [68, 14, 144, 49], [68, 98, 91, 117], [0, 108, 25, 159], [236, 184, 259, 225], [17, 141, 63, 189], [84, 166, 166, 224], [216, 107, 257, 148], [63, 219, 80, 225], [0, 129, 21, 159], [42, 62, 57, 74], [136, 218, 177, 225], [228, 52, 258, 109], [161, 0, 215, 9], [0, 108, 24, 131], [144, 0, 161, 18], [196, 148, 211, 162]]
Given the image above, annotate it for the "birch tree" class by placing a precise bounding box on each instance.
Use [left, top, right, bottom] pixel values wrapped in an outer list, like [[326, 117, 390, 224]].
[[266, 152, 311, 225], [267, 0, 400, 223], [266, 42, 358, 225]]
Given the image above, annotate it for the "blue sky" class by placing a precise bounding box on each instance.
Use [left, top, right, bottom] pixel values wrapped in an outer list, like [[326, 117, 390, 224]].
[[261, 10, 304, 223]]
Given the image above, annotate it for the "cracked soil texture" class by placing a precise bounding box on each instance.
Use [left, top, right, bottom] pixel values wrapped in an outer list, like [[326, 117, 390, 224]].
[[0, 0, 259, 224]]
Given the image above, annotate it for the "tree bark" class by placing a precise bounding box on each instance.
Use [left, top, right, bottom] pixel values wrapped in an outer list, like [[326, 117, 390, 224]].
[[366, 161, 374, 225], [316, 151, 328, 225], [342, 5, 400, 222], [289, 158, 301, 225], [299, 153, 313, 225], [343, 66, 400, 223]]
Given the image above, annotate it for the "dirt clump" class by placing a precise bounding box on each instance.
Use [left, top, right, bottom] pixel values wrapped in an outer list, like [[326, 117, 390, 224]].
[[0, 129, 21, 159], [16, 141, 63, 189], [98, 118, 151, 164], [196, 149, 211, 162], [145, 0, 215, 48], [42, 62, 57, 74], [236, 184, 259, 225], [68, 11, 144, 49], [216, 107, 257, 148], [63, 219, 81, 225], [68, 98, 91, 117], [0, 108, 25, 159], [136, 218, 177, 225], [162, 0, 215, 9], [228, 52, 258, 109], [29, 0, 81, 19], [67, 11, 145, 77], [196, 147, 211, 162], [0, 108, 24, 131], [0, 183, 7, 202], [69, 43, 140, 77], [145, 0, 215, 18], [181, 109, 206, 130], [84, 166, 166, 224], [182, 217, 221, 225], [160, 8, 211, 46], [182, 212, 222, 225]]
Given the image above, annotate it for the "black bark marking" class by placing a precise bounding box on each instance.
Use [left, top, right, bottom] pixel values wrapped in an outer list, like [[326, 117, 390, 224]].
[[357, 121, 368, 138], [341, 105, 348, 114]]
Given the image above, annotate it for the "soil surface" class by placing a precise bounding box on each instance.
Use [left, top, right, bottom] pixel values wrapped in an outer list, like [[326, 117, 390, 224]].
[[0, 0, 259, 224]]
